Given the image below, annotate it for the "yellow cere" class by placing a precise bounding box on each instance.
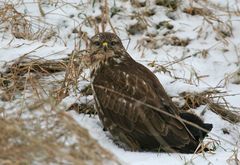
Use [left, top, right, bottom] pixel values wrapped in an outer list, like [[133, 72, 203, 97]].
[[102, 42, 108, 46]]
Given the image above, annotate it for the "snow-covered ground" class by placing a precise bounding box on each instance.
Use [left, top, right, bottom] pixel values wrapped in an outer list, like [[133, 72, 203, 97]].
[[0, 0, 240, 164]]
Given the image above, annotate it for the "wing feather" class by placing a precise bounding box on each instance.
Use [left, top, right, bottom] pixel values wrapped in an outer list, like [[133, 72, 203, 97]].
[[92, 57, 195, 151]]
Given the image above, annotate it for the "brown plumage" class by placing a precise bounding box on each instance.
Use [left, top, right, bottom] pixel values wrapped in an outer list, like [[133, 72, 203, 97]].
[[89, 32, 212, 153]]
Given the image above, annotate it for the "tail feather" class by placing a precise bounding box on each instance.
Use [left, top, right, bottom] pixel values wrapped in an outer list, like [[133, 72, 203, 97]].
[[179, 112, 213, 141]]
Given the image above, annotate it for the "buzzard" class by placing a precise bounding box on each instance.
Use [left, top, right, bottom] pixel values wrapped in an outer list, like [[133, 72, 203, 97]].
[[89, 32, 212, 153]]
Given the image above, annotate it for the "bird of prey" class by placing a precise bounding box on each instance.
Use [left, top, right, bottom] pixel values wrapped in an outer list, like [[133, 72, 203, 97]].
[[88, 32, 212, 153]]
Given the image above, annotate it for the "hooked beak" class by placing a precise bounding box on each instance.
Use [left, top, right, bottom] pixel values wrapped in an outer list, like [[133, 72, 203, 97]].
[[102, 42, 108, 51]]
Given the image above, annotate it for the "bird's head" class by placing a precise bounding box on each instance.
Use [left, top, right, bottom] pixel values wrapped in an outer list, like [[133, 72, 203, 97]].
[[89, 32, 125, 55], [86, 32, 131, 74]]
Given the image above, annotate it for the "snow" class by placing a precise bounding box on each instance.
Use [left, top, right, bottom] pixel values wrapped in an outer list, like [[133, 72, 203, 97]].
[[70, 111, 238, 165], [0, 0, 240, 164]]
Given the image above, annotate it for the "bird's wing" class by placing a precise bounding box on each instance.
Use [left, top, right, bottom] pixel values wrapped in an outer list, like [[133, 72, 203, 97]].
[[92, 57, 194, 150]]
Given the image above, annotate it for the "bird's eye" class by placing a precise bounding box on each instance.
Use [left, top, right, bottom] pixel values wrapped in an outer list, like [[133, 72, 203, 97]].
[[94, 41, 101, 46], [109, 41, 117, 46]]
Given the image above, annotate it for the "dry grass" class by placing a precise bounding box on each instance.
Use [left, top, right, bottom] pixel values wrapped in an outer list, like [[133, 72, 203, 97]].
[[54, 49, 94, 103], [0, 111, 120, 165], [67, 102, 96, 115], [180, 90, 240, 123], [0, 53, 118, 164], [0, 4, 33, 39], [183, 7, 212, 16], [0, 56, 67, 101], [0, 3, 101, 163], [127, 21, 148, 35], [155, 0, 179, 11], [0, 4, 56, 41]]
